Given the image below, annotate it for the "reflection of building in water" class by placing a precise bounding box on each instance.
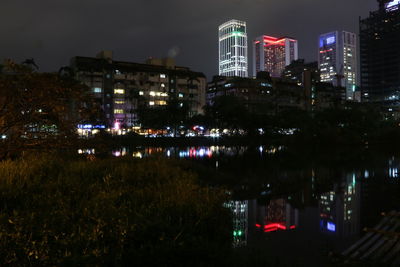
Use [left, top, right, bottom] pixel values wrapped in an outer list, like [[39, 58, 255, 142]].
[[388, 157, 399, 178], [319, 172, 360, 238], [224, 200, 248, 247], [255, 198, 298, 232]]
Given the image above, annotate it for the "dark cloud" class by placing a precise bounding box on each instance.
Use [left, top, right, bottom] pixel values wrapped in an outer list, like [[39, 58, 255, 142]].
[[0, 0, 378, 79]]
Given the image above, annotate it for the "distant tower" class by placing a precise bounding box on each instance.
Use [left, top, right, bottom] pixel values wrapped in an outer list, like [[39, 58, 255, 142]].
[[218, 19, 248, 77], [253, 35, 298, 78], [318, 31, 358, 100]]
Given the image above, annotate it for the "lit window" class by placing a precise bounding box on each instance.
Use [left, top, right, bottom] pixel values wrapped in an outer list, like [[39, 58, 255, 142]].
[[160, 74, 166, 78], [161, 83, 165, 88], [114, 109, 124, 114], [93, 87, 102, 93], [115, 100, 125, 104], [114, 89, 125, 94], [149, 91, 156, 96], [178, 93, 184, 98], [156, 100, 167, 105], [149, 101, 155, 106], [139, 91, 144, 95]]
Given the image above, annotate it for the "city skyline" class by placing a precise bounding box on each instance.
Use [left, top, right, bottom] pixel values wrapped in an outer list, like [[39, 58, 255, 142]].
[[0, 0, 377, 79]]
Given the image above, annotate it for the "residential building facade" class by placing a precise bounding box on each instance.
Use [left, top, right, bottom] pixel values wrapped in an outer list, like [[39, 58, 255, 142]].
[[70, 51, 206, 129]]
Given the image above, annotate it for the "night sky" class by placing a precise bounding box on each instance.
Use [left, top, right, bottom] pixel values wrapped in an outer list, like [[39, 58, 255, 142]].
[[1, 0, 378, 79]]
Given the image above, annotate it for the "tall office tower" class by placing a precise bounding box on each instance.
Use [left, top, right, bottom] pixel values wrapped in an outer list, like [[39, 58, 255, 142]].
[[218, 19, 248, 77], [318, 31, 358, 100], [253, 36, 298, 78], [360, 0, 400, 102]]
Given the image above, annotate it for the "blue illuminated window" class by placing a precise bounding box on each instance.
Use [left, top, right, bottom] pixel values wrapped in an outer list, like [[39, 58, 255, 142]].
[[327, 222, 336, 232]]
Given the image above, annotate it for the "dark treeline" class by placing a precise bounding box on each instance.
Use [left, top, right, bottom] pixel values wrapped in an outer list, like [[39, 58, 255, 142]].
[[136, 94, 400, 146]]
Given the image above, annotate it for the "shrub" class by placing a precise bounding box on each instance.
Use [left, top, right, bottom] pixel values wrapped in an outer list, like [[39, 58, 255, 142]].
[[0, 155, 231, 266]]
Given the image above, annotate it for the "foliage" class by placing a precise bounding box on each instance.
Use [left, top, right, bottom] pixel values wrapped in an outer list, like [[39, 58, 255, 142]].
[[137, 98, 189, 135], [0, 156, 231, 265], [204, 95, 249, 130], [0, 62, 94, 159]]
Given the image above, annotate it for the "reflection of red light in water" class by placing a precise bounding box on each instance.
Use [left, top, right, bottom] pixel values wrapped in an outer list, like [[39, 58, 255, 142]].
[[207, 150, 212, 158], [264, 223, 286, 230], [261, 223, 296, 233]]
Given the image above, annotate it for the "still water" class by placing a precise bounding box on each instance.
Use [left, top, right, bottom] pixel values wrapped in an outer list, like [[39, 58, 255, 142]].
[[82, 145, 400, 265]]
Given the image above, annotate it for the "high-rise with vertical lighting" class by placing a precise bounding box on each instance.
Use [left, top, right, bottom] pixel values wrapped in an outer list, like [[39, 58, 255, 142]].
[[318, 31, 358, 100], [253, 35, 298, 78], [218, 19, 248, 77]]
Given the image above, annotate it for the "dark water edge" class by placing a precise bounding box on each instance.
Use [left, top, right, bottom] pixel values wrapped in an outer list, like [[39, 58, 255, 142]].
[[70, 140, 400, 266]]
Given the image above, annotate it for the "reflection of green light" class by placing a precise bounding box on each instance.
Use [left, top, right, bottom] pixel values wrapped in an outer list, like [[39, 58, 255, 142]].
[[238, 230, 242, 236], [233, 231, 237, 236]]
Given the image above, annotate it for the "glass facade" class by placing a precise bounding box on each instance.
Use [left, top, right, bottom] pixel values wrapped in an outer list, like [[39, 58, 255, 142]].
[[360, 1, 400, 101]]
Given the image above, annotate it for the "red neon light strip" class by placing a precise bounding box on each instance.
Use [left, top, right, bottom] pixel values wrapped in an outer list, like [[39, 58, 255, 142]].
[[319, 49, 333, 54], [290, 225, 296, 229]]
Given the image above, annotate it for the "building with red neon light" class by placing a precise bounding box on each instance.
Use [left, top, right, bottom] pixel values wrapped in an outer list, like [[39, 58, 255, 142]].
[[253, 35, 298, 78]]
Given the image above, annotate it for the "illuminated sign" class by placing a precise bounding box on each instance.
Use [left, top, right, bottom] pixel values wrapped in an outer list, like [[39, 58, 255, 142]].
[[327, 222, 336, 232], [386, 0, 400, 10], [78, 124, 106, 129], [326, 36, 335, 45], [320, 35, 336, 47]]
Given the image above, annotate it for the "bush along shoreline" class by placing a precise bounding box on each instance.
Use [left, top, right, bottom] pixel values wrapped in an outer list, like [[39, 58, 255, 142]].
[[0, 156, 232, 266]]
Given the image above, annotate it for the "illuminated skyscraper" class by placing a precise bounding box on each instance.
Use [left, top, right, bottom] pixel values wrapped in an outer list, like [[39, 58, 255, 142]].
[[218, 19, 248, 77], [253, 35, 298, 78], [318, 31, 358, 100]]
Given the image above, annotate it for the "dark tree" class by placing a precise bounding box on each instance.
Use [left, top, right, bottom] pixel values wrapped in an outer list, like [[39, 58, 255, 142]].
[[0, 61, 94, 159]]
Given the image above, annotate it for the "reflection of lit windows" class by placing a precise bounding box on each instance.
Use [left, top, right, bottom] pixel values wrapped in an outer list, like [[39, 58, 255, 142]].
[[114, 109, 124, 114], [114, 89, 125, 94], [93, 87, 102, 93], [115, 100, 125, 104]]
